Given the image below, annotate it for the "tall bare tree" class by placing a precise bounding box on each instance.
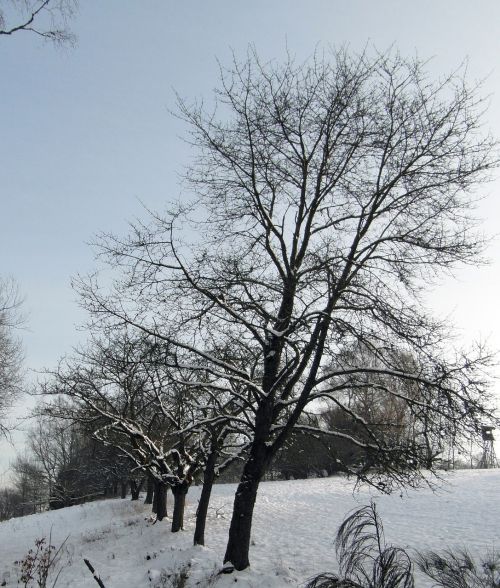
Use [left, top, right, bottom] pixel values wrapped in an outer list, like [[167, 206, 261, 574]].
[[77, 48, 498, 570]]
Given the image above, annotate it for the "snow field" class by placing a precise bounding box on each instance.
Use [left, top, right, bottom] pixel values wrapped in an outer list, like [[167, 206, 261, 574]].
[[0, 469, 499, 587]]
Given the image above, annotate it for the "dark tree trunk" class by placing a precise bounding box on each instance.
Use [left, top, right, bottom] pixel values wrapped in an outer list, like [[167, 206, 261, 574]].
[[154, 481, 168, 521], [112, 481, 118, 497], [194, 450, 217, 546], [152, 481, 158, 514], [144, 476, 154, 505], [171, 483, 189, 532], [130, 478, 144, 501], [224, 438, 271, 570], [120, 480, 127, 499]]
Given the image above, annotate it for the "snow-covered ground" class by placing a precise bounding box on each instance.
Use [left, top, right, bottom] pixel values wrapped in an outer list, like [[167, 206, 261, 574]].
[[1, 470, 499, 587]]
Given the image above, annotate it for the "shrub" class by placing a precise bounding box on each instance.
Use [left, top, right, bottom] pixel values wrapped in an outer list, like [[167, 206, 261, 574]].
[[306, 503, 500, 588], [417, 549, 500, 588], [305, 501, 413, 588], [15, 534, 68, 588]]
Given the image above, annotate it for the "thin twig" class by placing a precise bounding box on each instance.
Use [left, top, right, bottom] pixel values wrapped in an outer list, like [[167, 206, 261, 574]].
[[83, 559, 106, 588]]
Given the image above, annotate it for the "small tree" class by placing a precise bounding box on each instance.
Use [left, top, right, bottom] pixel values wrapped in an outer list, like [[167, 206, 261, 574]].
[[16, 534, 68, 588], [77, 48, 498, 570]]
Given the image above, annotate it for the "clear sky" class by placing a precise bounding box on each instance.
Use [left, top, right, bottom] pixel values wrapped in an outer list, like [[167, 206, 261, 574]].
[[2, 0, 500, 478]]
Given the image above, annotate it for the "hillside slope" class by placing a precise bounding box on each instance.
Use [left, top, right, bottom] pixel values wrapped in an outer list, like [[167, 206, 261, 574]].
[[1, 470, 499, 587]]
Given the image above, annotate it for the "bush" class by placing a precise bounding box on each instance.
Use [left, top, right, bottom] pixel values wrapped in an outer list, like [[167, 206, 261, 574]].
[[306, 503, 500, 588], [15, 534, 68, 588], [305, 501, 413, 588], [416, 549, 500, 588]]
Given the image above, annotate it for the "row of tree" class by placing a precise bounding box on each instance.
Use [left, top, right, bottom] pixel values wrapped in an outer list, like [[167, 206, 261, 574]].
[[42, 48, 500, 570], [1, 335, 468, 520], [0, 413, 136, 520], [1, 45, 498, 571]]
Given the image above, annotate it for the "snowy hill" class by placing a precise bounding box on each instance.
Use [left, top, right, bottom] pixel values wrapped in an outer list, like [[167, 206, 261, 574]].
[[1, 470, 499, 587]]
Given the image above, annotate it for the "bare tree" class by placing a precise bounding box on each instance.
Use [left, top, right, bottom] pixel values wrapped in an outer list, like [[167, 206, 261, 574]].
[[0, 0, 76, 44], [42, 330, 246, 534], [320, 343, 439, 472], [19, 407, 125, 509], [0, 277, 24, 437], [27, 412, 72, 504], [77, 48, 498, 570], [11, 454, 45, 515], [0, 486, 23, 521]]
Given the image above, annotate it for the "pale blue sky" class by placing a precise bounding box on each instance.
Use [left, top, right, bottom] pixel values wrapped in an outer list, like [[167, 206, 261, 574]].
[[2, 1, 500, 476]]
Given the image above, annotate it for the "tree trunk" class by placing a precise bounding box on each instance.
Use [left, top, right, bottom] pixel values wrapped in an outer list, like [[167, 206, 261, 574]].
[[120, 480, 127, 499], [224, 439, 270, 570], [194, 450, 217, 546], [154, 481, 168, 521], [152, 481, 158, 514], [130, 478, 144, 501], [171, 483, 189, 532], [144, 476, 154, 505]]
